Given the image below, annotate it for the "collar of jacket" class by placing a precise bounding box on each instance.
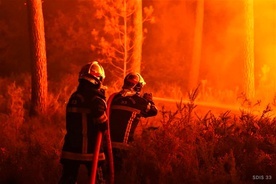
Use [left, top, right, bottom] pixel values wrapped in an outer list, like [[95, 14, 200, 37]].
[[119, 89, 140, 97]]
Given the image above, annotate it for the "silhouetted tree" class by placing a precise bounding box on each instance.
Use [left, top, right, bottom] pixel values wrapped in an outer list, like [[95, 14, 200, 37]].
[[188, 0, 204, 90], [243, 0, 255, 99], [91, 0, 153, 80], [27, 0, 48, 115]]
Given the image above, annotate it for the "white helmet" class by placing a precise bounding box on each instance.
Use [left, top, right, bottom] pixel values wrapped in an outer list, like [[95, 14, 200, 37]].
[[122, 72, 146, 93], [79, 61, 105, 86]]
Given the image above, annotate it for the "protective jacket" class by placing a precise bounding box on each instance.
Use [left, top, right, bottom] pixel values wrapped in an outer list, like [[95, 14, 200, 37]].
[[108, 90, 158, 149], [60, 80, 108, 162]]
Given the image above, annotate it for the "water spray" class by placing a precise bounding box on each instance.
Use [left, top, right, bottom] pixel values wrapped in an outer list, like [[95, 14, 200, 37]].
[[152, 96, 267, 116]]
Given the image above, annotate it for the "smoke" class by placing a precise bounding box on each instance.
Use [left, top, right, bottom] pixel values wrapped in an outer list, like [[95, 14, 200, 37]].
[[144, 0, 275, 104], [254, 0, 276, 101], [202, 0, 276, 102], [201, 0, 245, 89]]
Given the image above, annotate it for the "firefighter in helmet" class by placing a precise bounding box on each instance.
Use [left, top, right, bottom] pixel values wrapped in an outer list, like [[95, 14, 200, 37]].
[[59, 61, 109, 184], [107, 72, 158, 182]]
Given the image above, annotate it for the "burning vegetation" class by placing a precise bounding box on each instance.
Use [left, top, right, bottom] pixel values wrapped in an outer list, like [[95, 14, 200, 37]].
[[0, 0, 276, 183], [0, 75, 275, 184]]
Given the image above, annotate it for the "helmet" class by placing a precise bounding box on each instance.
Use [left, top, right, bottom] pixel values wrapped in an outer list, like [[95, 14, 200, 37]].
[[123, 72, 146, 93], [79, 61, 105, 86]]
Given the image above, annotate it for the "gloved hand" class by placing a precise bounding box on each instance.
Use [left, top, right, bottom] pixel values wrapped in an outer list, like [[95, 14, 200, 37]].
[[97, 122, 108, 132], [143, 93, 153, 102]]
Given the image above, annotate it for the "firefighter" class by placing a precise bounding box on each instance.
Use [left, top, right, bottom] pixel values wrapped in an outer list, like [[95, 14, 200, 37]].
[[107, 72, 158, 181], [59, 61, 108, 184]]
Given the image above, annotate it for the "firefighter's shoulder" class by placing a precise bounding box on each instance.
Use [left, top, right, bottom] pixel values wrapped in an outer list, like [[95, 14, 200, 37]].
[[68, 92, 85, 105]]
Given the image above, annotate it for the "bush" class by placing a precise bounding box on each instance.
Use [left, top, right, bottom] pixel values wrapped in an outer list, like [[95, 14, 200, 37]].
[[0, 74, 65, 184], [117, 89, 276, 184], [0, 75, 275, 184]]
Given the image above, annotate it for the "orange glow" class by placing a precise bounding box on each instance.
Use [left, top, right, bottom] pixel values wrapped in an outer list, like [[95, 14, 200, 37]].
[[145, 0, 276, 114], [254, 0, 276, 102]]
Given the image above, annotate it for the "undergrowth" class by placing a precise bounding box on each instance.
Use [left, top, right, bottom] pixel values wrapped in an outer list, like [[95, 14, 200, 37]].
[[119, 87, 276, 184], [0, 75, 275, 184]]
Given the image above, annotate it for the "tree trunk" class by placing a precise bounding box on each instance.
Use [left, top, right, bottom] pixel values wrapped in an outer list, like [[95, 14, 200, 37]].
[[188, 0, 204, 90], [123, 0, 128, 78], [243, 0, 255, 99], [27, 0, 48, 116], [132, 0, 142, 73], [273, 0, 276, 93]]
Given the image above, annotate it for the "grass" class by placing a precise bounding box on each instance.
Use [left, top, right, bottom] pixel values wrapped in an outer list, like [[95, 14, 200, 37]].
[[0, 74, 275, 184]]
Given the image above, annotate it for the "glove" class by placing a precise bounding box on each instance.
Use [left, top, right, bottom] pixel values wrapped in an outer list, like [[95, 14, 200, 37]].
[[143, 93, 153, 102], [97, 122, 108, 132]]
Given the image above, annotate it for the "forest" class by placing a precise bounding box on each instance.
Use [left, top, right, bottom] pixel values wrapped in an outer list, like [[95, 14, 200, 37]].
[[0, 0, 275, 183]]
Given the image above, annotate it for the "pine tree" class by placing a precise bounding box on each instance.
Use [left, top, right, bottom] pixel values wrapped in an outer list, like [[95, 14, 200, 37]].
[[132, 0, 143, 73], [188, 0, 204, 90], [27, 0, 48, 116], [91, 0, 154, 80], [243, 0, 255, 99]]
